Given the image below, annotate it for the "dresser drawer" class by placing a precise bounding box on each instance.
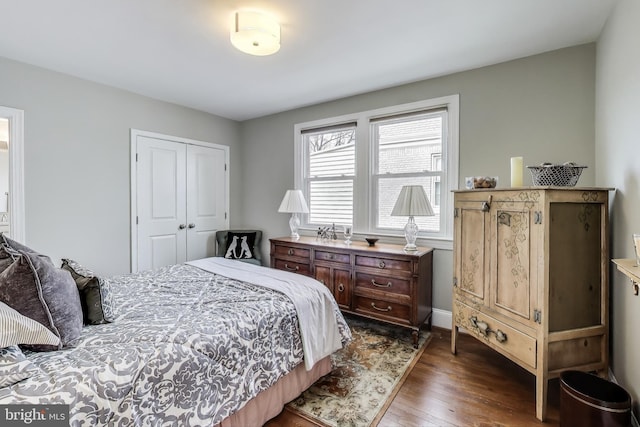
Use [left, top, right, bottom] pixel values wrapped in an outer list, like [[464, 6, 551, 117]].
[[353, 295, 411, 325], [272, 244, 310, 259], [315, 250, 350, 264], [355, 255, 411, 273], [454, 301, 536, 369], [272, 258, 311, 276], [354, 272, 410, 296]]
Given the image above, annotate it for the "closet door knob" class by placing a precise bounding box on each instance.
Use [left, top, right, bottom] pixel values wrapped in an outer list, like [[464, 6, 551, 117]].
[[178, 224, 186, 230], [188, 223, 196, 229]]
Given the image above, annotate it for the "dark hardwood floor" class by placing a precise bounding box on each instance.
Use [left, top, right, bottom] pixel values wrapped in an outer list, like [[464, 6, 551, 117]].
[[268, 327, 559, 426]]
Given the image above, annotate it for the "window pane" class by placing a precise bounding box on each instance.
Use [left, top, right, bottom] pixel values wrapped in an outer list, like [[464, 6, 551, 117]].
[[307, 130, 355, 178], [376, 115, 442, 174], [377, 177, 440, 232], [309, 180, 353, 225]]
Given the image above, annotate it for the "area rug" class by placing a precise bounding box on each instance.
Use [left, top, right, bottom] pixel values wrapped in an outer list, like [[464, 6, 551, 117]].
[[286, 315, 431, 427]]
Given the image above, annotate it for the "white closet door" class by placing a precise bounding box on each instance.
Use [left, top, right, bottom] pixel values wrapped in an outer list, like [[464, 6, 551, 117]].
[[136, 136, 187, 271], [185, 144, 227, 261]]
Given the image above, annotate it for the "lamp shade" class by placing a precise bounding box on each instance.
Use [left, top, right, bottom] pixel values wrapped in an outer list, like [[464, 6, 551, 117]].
[[391, 185, 435, 217], [230, 11, 280, 56], [278, 190, 309, 214]]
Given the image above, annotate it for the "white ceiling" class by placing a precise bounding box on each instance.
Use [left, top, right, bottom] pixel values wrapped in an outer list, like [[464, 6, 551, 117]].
[[0, 0, 618, 121]]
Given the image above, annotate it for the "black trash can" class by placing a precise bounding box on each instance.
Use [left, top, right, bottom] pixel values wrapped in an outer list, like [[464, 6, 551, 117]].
[[560, 370, 632, 427]]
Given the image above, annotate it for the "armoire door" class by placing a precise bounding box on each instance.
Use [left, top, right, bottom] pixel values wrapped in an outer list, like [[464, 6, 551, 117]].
[[454, 199, 491, 304], [133, 131, 228, 272], [489, 199, 541, 326]]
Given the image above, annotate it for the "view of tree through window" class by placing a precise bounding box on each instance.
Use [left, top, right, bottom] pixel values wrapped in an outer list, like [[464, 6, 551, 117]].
[[305, 126, 355, 225]]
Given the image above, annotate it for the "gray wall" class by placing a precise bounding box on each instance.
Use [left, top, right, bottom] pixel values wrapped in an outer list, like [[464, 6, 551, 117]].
[[239, 44, 596, 313], [596, 0, 640, 414], [0, 56, 241, 276]]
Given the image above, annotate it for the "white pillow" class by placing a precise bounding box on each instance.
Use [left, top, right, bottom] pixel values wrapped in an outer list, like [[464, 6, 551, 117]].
[[0, 301, 61, 348]]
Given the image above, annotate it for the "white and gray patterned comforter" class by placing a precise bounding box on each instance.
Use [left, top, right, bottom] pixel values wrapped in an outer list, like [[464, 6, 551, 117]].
[[0, 262, 351, 426]]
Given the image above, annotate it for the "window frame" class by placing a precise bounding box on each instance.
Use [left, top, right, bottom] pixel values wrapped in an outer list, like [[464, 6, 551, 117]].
[[294, 95, 459, 249]]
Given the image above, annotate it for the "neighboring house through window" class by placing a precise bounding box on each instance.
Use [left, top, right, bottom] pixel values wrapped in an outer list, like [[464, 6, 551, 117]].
[[294, 95, 459, 246]]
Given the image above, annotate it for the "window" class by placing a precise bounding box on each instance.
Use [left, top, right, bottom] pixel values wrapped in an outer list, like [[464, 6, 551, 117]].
[[303, 124, 356, 225], [295, 95, 459, 246], [373, 110, 445, 233]]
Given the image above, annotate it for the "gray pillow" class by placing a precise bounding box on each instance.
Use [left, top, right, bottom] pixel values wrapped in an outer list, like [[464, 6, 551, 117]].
[[0, 233, 38, 254], [61, 259, 114, 325], [0, 247, 83, 351], [0, 234, 53, 273]]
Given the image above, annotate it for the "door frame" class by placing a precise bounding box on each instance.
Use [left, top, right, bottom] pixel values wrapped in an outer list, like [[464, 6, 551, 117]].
[[130, 129, 230, 272], [0, 106, 25, 243]]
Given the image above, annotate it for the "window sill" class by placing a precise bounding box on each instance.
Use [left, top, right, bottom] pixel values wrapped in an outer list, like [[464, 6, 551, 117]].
[[298, 229, 453, 251]]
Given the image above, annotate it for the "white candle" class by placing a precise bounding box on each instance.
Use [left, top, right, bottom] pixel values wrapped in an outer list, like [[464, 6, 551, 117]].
[[510, 157, 523, 187]]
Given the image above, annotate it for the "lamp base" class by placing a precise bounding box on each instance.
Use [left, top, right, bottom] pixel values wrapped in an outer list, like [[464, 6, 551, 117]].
[[403, 243, 419, 252], [289, 213, 301, 240], [403, 216, 419, 251]]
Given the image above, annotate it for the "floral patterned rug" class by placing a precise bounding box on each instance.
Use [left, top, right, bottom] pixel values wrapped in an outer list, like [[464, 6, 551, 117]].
[[286, 315, 431, 427]]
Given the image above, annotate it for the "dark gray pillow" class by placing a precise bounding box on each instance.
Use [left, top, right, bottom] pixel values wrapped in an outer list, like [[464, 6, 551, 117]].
[[61, 259, 114, 325], [0, 247, 83, 351]]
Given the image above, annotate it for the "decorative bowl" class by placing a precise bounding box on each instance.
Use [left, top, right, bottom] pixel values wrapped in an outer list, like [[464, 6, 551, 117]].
[[465, 176, 498, 189], [365, 237, 379, 246]]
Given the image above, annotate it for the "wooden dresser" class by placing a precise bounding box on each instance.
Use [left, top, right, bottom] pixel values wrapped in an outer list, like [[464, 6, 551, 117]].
[[270, 236, 433, 346], [451, 188, 611, 421]]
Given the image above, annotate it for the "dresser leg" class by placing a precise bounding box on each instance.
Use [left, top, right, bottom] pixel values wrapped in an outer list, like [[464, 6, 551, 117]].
[[451, 325, 458, 355], [412, 329, 419, 349]]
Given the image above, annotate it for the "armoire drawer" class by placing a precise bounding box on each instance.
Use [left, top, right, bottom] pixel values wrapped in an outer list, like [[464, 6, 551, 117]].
[[455, 302, 537, 369]]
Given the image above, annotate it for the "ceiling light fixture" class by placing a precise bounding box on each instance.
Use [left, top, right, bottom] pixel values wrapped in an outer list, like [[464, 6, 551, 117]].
[[230, 11, 280, 56]]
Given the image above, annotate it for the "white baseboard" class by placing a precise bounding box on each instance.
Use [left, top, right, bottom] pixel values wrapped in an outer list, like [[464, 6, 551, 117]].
[[431, 308, 452, 330]]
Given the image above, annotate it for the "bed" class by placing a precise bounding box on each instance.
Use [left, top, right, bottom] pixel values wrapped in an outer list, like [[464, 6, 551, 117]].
[[0, 245, 352, 426]]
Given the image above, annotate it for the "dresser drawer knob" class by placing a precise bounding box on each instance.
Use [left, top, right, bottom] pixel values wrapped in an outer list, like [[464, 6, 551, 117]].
[[378, 261, 386, 269], [284, 263, 299, 272], [338, 283, 345, 292], [287, 248, 294, 256], [371, 302, 392, 312], [329, 254, 335, 260], [371, 279, 392, 288]]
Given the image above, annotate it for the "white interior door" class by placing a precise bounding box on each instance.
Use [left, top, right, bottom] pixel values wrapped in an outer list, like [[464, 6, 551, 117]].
[[132, 130, 229, 272], [136, 136, 187, 271], [186, 144, 227, 261]]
